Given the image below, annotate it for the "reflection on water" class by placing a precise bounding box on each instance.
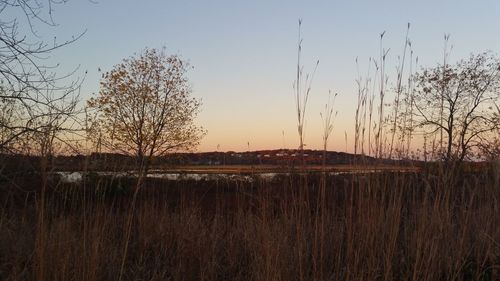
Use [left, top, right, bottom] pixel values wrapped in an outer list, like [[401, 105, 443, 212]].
[[55, 169, 416, 184]]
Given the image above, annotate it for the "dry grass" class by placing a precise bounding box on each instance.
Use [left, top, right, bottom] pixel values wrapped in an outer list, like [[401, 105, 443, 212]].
[[1, 164, 499, 281]]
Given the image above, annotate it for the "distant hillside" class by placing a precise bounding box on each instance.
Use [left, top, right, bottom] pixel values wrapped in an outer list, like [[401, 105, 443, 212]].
[[157, 149, 381, 166]]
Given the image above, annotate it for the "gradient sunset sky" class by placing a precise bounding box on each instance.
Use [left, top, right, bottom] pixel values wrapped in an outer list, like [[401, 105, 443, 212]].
[[34, 0, 500, 152]]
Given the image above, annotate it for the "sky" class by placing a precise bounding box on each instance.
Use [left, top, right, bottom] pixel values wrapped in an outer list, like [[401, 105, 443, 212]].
[[21, 0, 500, 152]]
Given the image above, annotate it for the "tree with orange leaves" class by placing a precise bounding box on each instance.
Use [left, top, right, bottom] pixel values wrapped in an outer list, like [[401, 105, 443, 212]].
[[87, 48, 205, 173]]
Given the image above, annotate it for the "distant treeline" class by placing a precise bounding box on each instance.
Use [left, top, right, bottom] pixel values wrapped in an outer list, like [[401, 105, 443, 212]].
[[0, 149, 420, 173]]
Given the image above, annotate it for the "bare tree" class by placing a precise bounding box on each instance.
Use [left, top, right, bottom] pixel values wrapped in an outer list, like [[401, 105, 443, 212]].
[[0, 4, 85, 281], [413, 52, 500, 162], [476, 102, 500, 160], [0, 0, 84, 153], [87, 48, 205, 174]]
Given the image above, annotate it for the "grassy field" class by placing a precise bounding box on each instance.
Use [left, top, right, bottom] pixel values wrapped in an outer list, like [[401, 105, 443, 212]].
[[1, 162, 499, 281]]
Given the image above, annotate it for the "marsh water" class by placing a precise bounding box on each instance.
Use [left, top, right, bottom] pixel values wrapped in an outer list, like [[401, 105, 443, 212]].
[[54, 168, 417, 184]]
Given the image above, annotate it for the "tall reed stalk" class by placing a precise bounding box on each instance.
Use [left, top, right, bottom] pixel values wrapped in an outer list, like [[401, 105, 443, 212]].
[[376, 31, 389, 159], [294, 19, 319, 167], [388, 23, 411, 159]]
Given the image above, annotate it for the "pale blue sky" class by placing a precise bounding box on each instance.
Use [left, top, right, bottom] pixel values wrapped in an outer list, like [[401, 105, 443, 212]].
[[29, 0, 500, 151]]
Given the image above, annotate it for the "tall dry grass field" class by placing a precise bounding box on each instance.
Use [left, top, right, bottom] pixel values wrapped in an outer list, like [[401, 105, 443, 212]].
[[1, 164, 499, 281]]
